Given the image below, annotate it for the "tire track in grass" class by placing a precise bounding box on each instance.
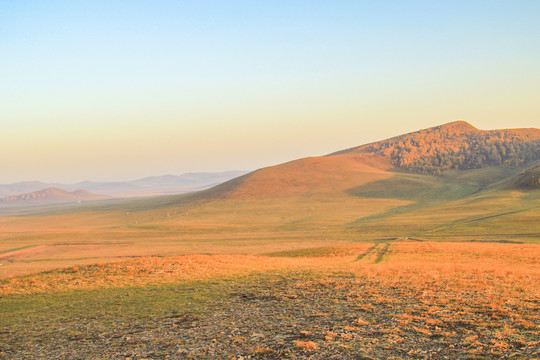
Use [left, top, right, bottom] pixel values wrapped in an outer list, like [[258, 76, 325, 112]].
[[354, 244, 379, 262], [356, 241, 394, 264], [375, 243, 390, 263]]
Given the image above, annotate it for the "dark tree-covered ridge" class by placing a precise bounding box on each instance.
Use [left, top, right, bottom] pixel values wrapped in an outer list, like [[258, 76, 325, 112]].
[[335, 121, 540, 174]]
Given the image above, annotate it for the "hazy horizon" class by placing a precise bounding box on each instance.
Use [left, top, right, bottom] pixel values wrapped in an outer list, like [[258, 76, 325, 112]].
[[0, 170, 249, 186], [2, 1, 539, 183]]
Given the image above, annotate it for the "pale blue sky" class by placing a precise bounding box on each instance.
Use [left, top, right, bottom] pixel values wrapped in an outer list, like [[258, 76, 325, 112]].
[[1, 1, 539, 183]]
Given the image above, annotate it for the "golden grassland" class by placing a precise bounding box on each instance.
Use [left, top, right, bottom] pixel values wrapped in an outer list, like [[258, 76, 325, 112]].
[[0, 244, 370, 296], [0, 185, 538, 279], [1, 156, 539, 279], [3, 241, 538, 298], [1, 241, 538, 359], [2, 241, 538, 297]]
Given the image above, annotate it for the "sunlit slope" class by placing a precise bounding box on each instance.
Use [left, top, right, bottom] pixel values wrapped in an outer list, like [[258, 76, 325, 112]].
[[101, 153, 406, 234], [205, 153, 392, 198]]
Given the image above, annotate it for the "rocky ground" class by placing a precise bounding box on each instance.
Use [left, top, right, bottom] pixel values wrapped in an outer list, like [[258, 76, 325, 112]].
[[2, 271, 538, 359]]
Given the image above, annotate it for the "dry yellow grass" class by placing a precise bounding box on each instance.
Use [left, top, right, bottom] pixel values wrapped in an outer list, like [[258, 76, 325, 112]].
[[3, 242, 538, 304], [0, 244, 372, 296], [2, 241, 539, 359], [350, 242, 540, 304]]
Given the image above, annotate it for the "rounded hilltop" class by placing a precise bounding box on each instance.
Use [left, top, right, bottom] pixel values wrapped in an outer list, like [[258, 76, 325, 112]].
[[434, 120, 478, 132]]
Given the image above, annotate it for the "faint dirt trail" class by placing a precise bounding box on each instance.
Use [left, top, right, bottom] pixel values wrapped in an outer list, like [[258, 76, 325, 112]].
[[429, 204, 540, 234], [0, 245, 44, 260], [462, 205, 540, 224]]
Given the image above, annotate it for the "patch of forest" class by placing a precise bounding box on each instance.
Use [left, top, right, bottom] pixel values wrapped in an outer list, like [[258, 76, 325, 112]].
[[358, 124, 540, 174]]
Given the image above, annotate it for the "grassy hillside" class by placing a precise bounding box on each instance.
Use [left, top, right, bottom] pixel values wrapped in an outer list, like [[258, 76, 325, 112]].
[[208, 153, 392, 199]]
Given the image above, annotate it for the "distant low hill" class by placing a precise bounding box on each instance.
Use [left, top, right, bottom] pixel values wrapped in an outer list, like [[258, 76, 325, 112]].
[[0, 181, 50, 198], [0, 188, 108, 206], [0, 171, 247, 198]]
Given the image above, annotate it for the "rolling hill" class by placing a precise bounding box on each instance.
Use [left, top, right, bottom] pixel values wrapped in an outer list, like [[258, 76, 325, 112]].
[[198, 121, 540, 200], [0, 181, 50, 198], [206, 153, 392, 199]]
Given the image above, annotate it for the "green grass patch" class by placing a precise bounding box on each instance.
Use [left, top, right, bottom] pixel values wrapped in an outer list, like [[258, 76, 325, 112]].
[[1, 280, 222, 326], [347, 173, 441, 200], [0, 277, 244, 352]]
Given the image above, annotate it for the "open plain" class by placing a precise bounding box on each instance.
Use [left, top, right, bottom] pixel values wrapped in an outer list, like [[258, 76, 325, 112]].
[[1, 122, 539, 359]]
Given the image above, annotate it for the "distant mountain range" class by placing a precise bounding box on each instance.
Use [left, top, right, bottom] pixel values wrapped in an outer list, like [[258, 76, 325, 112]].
[[0, 171, 247, 200], [0, 188, 108, 206]]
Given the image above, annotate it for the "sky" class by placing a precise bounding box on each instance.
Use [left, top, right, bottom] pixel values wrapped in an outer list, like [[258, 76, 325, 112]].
[[1, 1, 539, 183]]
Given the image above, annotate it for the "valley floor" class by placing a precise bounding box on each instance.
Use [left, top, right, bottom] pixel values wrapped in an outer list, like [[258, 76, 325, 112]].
[[1, 241, 539, 359]]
